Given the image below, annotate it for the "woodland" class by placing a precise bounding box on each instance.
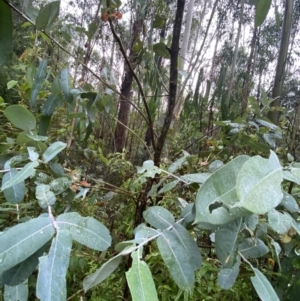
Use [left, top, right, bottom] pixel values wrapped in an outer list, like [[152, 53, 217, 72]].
[[1, 0, 300, 300]]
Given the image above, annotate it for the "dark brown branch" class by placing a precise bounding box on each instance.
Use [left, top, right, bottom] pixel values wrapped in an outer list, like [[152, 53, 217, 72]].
[[154, 0, 186, 165]]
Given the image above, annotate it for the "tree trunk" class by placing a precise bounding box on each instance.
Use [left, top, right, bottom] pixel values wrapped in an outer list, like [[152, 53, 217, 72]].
[[267, 0, 294, 123], [114, 18, 142, 152]]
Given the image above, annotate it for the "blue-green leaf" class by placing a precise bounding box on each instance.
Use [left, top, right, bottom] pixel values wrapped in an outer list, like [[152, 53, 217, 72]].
[[42, 141, 67, 163], [195, 155, 249, 225], [36, 229, 72, 301], [218, 257, 241, 290], [4, 279, 28, 301], [268, 209, 293, 234], [2, 168, 25, 204], [30, 60, 47, 108], [0, 0, 12, 66], [251, 268, 280, 301], [83, 255, 122, 292], [157, 229, 194, 291], [57, 212, 111, 251], [1, 161, 39, 191], [235, 151, 283, 214], [143, 206, 175, 230], [126, 249, 159, 301], [2, 243, 49, 286], [238, 238, 269, 258], [36, 184, 56, 208], [0, 216, 55, 274]]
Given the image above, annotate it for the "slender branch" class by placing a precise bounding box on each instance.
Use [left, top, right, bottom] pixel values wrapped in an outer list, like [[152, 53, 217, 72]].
[[108, 18, 157, 150]]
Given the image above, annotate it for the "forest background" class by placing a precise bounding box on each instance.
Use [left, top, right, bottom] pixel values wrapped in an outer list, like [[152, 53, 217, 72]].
[[1, 0, 300, 300]]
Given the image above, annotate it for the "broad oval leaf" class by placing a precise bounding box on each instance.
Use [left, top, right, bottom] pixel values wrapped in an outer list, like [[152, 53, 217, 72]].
[[0, 0, 12, 67], [268, 209, 293, 234], [238, 238, 269, 258], [49, 177, 72, 195], [36, 184, 56, 208], [255, 0, 272, 26], [143, 206, 175, 230], [2, 168, 25, 204], [1, 161, 39, 191], [280, 192, 299, 213], [4, 105, 36, 131], [35, 1, 60, 31], [42, 141, 67, 163], [30, 60, 47, 108], [83, 255, 122, 292], [251, 268, 280, 301], [235, 151, 283, 214], [36, 229, 72, 301], [195, 155, 249, 225], [218, 257, 241, 290], [4, 279, 28, 301], [157, 229, 195, 291], [0, 216, 55, 274], [126, 250, 159, 301], [57, 212, 111, 251]]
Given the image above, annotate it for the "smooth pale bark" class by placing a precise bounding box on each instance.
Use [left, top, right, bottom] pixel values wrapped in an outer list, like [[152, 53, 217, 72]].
[[268, 0, 294, 123], [226, 0, 244, 104]]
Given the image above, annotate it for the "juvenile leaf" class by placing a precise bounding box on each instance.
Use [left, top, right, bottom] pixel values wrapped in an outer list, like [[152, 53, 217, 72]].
[[2, 168, 25, 204], [157, 180, 179, 194], [134, 224, 160, 241], [218, 257, 241, 290], [0, 216, 55, 274], [1, 161, 39, 191], [238, 238, 269, 258], [251, 268, 280, 301], [126, 250, 159, 301], [36, 230, 72, 301], [36, 184, 56, 208], [4, 105, 36, 130], [280, 192, 299, 213], [57, 212, 111, 251], [195, 155, 249, 225], [268, 209, 293, 234], [42, 141, 67, 163], [4, 279, 28, 301], [143, 206, 175, 230], [49, 177, 72, 195], [30, 59, 47, 108], [60, 68, 73, 103], [255, 0, 272, 26], [3, 243, 49, 286], [235, 151, 283, 214], [0, 0, 12, 66], [180, 173, 210, 184], [171, 224, 201, 270], [168, 152, 189, 173], [28, 146, 39, 161], [137, 160, 161, 178], [157, 229, 194, 290], [83, 255, 122, 292], [36, 1, 60, 31]]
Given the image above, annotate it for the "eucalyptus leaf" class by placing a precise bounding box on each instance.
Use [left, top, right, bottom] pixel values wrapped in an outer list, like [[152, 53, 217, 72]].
[[4, 105, 36, 131], [218, 257, 241, 290], [0, 216, 55, 274], [56, 212, 111, 251], [36, 230, 72, 301], [30, 60, 47, 108], [83, 255, 122, 292], [238, 238, 269, 258], [251, 268, 280, 301], [126, 250, 159, 301], [1, 161, 39, 191], [42, 141, 67, 163], [36, 184, 56, 208], [255, 0, 272, 26], [2, 168, 25, 204], [268, 209, 293, 234], [157, 229, 195, 291], [4, 279, 28, 301], [36, 1, 60, 31], [143, 206, 175, 230]]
